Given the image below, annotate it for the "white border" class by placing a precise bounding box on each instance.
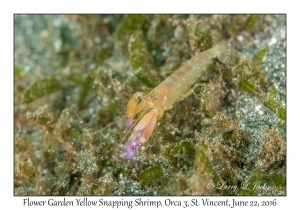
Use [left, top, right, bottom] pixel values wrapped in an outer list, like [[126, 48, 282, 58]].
[[3, 0, 297, 209]]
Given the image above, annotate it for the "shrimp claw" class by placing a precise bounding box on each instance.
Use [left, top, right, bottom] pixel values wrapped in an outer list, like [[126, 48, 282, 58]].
[[126, 92, 142, 130], [121, 108, 158, 160]]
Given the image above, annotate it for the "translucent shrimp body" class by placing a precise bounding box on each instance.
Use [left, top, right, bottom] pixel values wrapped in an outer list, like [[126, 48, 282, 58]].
[[121, 44, 235, 160]]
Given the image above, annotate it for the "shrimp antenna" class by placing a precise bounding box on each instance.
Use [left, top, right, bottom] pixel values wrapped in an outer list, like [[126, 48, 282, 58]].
[[98, 116, 127, 134]]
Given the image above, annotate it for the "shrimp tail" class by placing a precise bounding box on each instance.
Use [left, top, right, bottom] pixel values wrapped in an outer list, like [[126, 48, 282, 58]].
[[121, 108, 158, 160]]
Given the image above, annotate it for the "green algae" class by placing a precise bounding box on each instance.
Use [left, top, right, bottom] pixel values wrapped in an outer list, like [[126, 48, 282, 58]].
[[58, 25, 75, 66], [263, 98, 286, 121], [223, 15, 260, 39], [263, 87, 286, 121], [14, 66, 23, 77], [15, 153, 36, 184], [26, 105, 58, 132], [197, 146, 221, 187], [239, 169, 286, 195], [246, 15, 259, 31], [188, 24, 214, 53], [239, 79, 260, 95], [221, 48, 267, 96], [128, 30, 157, 87], [171, 140, 195, 166], [203, 28, 213, 50], [192, 138, 233, 195], [67, 75, 86, 84], [268, 86, 278, 99], [252, 49, 267, 66], [140, 165, 164, 185], [23, 78, 62, 104], [115, 15, 146, 42], [90, 184, 99, 194], [77, 75, 93, 109]]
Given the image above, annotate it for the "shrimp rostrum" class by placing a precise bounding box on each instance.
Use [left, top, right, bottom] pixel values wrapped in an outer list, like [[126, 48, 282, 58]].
[[121, 44, 235, 160]]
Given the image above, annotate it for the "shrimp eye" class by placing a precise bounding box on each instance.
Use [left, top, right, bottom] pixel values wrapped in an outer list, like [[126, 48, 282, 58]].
[[137, 95, 142, 103]]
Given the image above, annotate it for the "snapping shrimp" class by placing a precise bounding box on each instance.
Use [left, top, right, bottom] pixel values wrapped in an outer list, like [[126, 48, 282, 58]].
[[121, 44, 235, 160]]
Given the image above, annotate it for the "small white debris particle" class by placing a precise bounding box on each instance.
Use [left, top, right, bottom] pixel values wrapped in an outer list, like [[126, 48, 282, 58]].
[[236, 34, 244, 42]]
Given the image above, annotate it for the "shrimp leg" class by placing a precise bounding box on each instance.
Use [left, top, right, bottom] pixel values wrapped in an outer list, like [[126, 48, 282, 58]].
[[181, 83, 213, 101]]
